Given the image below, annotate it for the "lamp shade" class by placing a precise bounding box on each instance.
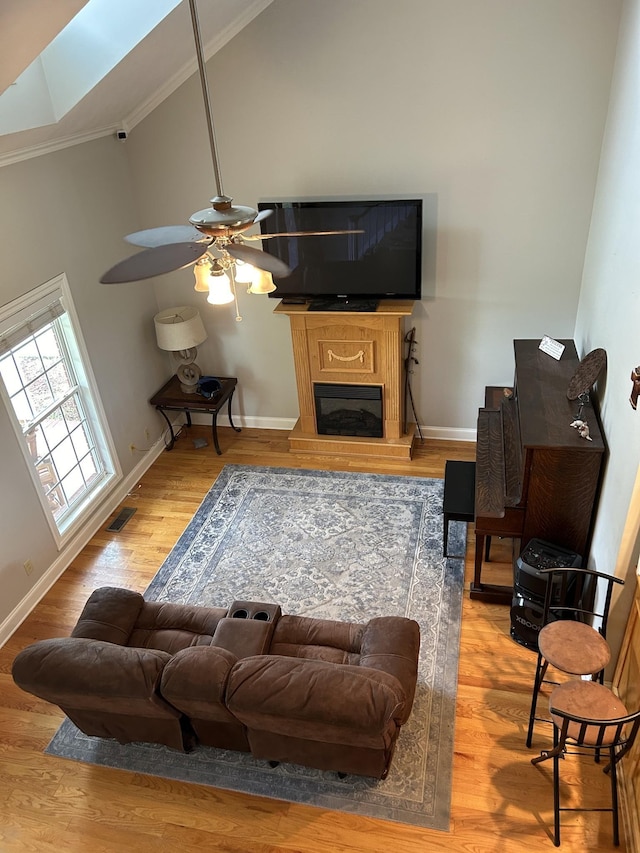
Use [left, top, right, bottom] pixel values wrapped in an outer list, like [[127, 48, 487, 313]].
[[154, 306, 207, 352], [247, 269, 276, 294]]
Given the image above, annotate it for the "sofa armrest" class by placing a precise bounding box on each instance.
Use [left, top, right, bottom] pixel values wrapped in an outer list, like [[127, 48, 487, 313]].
[[226, 655, 406, 743], [71, 586, 144, 644], [359, 617, 420, 722], [160, 645, 239, 723], [12, 637, 175, 716]]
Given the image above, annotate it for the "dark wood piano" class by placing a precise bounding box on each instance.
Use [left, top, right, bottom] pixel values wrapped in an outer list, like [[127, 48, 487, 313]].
[[472, 339, 605, 604]]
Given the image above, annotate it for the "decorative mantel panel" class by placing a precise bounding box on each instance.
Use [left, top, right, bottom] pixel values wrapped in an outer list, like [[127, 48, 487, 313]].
[[274, 301, 416, 459]]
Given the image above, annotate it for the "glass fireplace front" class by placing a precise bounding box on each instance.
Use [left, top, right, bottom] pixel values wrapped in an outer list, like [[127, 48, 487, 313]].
[[313, 383, 383, 438]]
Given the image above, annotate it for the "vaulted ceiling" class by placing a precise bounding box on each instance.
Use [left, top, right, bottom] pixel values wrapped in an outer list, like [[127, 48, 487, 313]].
[[0, 0, 272, 167]]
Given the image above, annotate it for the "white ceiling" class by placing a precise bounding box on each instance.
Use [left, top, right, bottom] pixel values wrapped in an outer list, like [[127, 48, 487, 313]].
[[0, 0, 272, 167]]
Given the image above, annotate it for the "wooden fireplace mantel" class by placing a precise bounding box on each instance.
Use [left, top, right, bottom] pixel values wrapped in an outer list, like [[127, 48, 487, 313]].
[[274, 300, 416, 459]]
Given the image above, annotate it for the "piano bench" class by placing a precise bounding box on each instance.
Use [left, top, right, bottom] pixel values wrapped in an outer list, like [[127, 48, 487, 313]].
[[443, 460, 491, 559]]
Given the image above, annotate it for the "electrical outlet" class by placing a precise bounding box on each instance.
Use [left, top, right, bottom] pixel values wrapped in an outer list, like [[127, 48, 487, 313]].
[[23, 559, 34, 576], [129, 443, 136, 454]]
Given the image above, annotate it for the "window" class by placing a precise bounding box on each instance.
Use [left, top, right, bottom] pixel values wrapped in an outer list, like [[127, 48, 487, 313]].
[[0, 274, 120, 546]]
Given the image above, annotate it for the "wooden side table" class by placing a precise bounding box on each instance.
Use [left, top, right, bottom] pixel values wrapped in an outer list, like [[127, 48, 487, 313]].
[[149, 375, 240, 455]]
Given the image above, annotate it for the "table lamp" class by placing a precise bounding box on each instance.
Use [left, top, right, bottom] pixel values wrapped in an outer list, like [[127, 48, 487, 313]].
[[154, 306, 207, 393]]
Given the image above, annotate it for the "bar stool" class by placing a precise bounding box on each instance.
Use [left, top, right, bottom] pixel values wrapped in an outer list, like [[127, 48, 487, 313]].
[[531, 679, 640, 846], [526, 566, 624, 749]]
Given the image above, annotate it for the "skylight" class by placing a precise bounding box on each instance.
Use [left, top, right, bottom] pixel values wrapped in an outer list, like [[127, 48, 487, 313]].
[[0, 0, 181, 136]]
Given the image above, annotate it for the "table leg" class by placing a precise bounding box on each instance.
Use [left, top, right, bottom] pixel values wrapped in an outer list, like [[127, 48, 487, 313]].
[[211, 411, 221, 455], [227, 389, 241, 433], [474, 534, 485, 589], [156, 407, 176, 450]]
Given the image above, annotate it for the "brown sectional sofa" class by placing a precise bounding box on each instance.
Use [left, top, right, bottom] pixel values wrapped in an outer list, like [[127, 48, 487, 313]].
[[12, 586, 420, 779]]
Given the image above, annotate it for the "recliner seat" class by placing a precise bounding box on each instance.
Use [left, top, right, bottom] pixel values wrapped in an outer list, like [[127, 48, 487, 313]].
[[12, 587, 420, 779]]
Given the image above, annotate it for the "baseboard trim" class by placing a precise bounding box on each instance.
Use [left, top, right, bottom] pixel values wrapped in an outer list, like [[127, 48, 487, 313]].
[[189, 412, 477, 443]]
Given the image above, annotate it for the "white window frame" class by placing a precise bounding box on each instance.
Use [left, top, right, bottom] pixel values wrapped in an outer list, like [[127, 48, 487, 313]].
[[0, 273, 121, 548]]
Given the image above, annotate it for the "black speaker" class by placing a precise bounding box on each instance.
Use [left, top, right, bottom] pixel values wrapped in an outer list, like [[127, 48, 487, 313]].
[[510, 538, 582, 650]]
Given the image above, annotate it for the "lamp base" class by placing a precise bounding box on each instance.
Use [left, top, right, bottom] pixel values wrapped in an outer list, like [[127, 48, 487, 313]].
[[175, 360, 202, 393]]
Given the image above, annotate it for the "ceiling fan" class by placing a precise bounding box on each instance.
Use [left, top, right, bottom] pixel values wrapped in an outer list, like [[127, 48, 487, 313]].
[[99, 0, 360, 315]]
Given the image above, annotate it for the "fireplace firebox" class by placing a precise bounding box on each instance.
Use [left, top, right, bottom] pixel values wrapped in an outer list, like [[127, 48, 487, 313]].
[[314, 383, 383, 437]]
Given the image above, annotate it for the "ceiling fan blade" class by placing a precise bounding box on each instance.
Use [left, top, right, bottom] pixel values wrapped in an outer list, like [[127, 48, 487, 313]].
[[243, 229, 365, 241], [125, 225, 210, 248], [100, 242, 209, 284], [253, 209, 273, 224], [226, 243, 291, 278]]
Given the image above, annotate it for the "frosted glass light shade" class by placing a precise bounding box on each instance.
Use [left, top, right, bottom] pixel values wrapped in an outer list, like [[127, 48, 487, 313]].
[[234, 261, 255, 284], [154, 306, 207, 351], [247, 269, 276, 294], [193, 260, 211, 292], [206, 273, 234, 304]]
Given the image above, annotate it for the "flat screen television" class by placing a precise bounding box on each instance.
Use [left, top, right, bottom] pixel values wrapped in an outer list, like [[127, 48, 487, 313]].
[[257, 198, 422, 309]]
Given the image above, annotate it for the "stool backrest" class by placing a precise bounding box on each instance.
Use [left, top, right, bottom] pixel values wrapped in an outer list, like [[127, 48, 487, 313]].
[[539, 567, 623, 638], [550, 704, 640, 762]]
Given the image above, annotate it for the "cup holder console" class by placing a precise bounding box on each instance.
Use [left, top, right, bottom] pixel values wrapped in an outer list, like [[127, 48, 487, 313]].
[[228, 600, 282, 623]]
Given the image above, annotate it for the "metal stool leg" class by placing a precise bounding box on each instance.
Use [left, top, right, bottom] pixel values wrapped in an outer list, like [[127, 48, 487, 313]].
[[527, 654, 549, 748]]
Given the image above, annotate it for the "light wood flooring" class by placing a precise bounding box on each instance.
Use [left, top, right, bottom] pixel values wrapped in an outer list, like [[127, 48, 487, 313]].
[[0, 426, 627, 851]]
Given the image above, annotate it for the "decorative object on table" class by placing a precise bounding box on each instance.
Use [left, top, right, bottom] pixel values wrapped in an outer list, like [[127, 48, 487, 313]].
[[630, 366, 640, 409], [566, 347, 607, 401], [45, 465, 467, 831], [197, 376, 222, 398], [99, 0, 361, 320], [569, 418, 592, 441], [566, 347, 607, 433], [154, 306, 207, 393]]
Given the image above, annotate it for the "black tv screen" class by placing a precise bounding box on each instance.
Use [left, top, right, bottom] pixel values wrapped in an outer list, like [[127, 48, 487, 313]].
[[256, 198, 422, 304]]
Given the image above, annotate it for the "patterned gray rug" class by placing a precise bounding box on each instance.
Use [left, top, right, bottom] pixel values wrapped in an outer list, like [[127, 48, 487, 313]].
[[46, 465, 466, 830]]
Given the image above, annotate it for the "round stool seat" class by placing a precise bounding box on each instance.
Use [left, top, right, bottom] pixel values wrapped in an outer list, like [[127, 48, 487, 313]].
[[538, 620, 610, 675], [549, 680, 628, 745]]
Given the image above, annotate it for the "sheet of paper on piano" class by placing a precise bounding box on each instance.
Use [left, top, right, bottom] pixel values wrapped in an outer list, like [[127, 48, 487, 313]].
[[539, 335, 565, 360]]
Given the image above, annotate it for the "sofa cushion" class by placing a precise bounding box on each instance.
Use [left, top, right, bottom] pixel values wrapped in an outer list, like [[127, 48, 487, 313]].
[[127, 600, 227, 653], [161, 645, 239, 723], [71, 586, 144, 644], [269, 615, 365, 663], [226, 655, 406, 747], [12, 637, 175, 716], [359, 616, 420, 723]]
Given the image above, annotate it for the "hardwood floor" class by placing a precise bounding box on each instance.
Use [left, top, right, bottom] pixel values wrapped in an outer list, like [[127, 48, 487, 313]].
[[0, 427, 626, 851]]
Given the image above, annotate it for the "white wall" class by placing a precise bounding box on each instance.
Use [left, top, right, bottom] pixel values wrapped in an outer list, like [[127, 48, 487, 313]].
[[124, 0, 621, 431], [0, 136, 167, 632], [574, 0, 640, 659]]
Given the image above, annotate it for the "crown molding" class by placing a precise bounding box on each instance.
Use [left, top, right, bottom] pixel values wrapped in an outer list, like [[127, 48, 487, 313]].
[[0, 0, 273, 169], [0, 124, 117, 168]]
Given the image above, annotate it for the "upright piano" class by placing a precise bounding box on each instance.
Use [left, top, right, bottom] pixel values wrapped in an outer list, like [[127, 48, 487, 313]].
[[472, 339, 605, 604]]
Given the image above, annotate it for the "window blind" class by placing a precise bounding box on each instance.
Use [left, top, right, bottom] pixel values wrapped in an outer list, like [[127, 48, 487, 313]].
[[0, 301, 65, 355]]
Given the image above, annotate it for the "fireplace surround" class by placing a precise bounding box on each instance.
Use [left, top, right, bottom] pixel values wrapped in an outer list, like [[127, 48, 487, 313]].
[[275, 301, 416, 459]]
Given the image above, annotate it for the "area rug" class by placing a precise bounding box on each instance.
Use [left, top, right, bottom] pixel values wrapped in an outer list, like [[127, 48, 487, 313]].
[[46, 465, 466, 830]]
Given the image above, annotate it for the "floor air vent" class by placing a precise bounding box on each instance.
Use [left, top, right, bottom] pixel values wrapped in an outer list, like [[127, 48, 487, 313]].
[[106, 507, 137, 532]]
